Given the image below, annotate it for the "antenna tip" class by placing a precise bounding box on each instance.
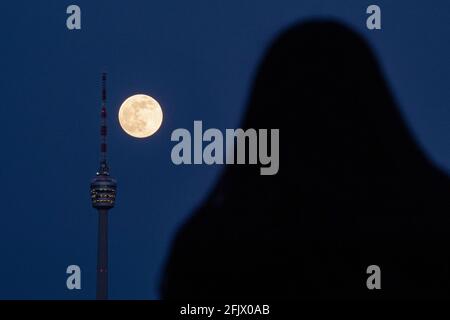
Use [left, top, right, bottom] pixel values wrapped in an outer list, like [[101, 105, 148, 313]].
[[101, 73, 107, 102]]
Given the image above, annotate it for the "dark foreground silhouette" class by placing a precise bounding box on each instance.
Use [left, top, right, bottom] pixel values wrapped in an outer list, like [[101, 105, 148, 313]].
[[161, 21, 450, 299]]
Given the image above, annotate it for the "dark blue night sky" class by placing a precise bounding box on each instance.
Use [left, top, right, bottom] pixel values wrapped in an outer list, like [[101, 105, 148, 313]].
[[0, 1, 449, 299]]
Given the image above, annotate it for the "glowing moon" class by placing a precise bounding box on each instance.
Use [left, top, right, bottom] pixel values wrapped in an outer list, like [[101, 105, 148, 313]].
[[118, 94, 163, 138]]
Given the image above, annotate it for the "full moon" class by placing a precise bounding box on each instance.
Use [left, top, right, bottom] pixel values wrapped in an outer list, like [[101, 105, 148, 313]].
[[118, 94, 163, 138]]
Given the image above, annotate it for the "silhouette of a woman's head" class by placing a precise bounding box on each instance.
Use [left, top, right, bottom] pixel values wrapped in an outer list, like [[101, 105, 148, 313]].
[[214, 21, 434, 211], [162, 20, 450, 300]]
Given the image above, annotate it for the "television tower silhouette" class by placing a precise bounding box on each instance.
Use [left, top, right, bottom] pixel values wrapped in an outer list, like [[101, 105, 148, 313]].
[[90, 73, 117, 300]]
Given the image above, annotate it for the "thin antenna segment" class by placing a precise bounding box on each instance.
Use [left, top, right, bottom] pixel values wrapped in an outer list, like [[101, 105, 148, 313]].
[[99, 73, 109, 174]]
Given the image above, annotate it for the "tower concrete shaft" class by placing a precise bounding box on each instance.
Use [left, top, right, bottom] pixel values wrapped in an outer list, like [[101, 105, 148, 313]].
[[97, 210, 108, 299]]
